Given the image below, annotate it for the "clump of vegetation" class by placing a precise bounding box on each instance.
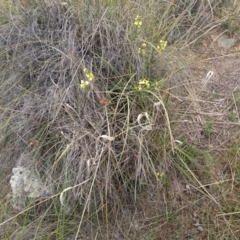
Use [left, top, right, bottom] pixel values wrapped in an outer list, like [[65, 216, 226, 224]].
[[0, 0, 170, 222], [1, 0, 240, 239]]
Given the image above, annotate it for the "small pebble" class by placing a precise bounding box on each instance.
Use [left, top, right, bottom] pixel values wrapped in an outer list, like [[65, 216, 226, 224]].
[[193, 212, 198, 218], [198, 226, 204, 232], [217, 38, 235, 49]]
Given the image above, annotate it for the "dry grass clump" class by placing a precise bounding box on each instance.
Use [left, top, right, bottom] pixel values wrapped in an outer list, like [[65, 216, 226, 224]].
[[0, 0, 167, 215], [1, 0, 240, 239]]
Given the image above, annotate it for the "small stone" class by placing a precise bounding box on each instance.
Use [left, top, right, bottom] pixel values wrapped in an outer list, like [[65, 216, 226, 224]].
[[193, 212, 198, 218], [198, 226, 204, 232], [113, 232, 121, 239], [217, 38, 235, 49]]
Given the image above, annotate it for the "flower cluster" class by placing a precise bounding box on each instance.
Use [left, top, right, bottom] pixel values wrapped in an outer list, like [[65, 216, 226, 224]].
[[80, 80, 89, 89], [137, 79, 150, 91], [134, 15, 142, 29], [138, 42, 147, 55], [156, 172, 164, 181], [157, 39, 167, 53], [83, 68, 94, 81], [80, 68, 94, 90]]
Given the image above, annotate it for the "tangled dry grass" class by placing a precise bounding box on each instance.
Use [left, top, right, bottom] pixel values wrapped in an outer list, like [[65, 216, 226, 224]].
[[1, 0, 240, 239], [0, 0, 166, 213]]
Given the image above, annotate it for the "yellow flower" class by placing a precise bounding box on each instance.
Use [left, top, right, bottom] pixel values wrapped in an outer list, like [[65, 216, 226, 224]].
[[134, 15, 142, 29], [86, 73, 94, 81], [137, 79, 150, 91], [83, 68, 94, 81], [157, 39, 167, 53], [156, 172, 164, 181], [80, 80, 90, 90], [138, 47, 145, 55], [138, 42, 147, 55]]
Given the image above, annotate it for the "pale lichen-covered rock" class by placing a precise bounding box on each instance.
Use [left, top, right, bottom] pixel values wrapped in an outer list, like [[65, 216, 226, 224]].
[[10, 166, 53, 210], [217, 38, 235, 49]]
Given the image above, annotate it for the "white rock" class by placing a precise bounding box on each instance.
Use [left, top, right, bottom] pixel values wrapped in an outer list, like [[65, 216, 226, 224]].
[[10, 166, 52, 210], [217, 38, 235, 49], [198, 226, 204, 232]]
